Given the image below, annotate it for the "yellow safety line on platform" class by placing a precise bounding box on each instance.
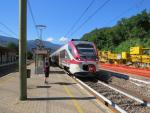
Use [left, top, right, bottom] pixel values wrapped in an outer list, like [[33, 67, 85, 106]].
[[63, 85, 84, 113]]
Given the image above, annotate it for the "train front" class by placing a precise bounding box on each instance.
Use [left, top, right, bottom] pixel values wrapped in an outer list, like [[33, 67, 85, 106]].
[[68, 40, 99, 76]]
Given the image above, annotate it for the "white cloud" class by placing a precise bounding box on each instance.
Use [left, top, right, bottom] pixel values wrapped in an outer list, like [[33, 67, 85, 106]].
[[46, 37, 54, 42], [59, 37, 68, 42]]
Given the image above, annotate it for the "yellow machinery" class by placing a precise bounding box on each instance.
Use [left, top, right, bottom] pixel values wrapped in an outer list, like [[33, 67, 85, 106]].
[[98, 51, 122, 64], [98, 46, 150, 67], [121, 52, 129, 59], [121, 52, 130, 64], [130, 47, 142, 64], [130, 46, 142, 54], [130, 47, 150, 67], [107, 52, 121, 64], [141, 48, 150, 64], [98, 51, 109, 63]]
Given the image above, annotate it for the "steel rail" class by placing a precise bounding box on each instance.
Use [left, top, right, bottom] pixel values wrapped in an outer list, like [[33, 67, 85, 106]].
[[74, 77, 127, 113], [97, 80, 150, 107]]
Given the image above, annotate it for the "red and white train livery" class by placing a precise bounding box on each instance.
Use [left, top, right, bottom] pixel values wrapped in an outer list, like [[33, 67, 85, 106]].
[[50, 39, 99, 76]]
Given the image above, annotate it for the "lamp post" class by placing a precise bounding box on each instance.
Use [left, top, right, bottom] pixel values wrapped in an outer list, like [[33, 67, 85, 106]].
[[36, 25, 46, 48], [34, 25, 46, 74]]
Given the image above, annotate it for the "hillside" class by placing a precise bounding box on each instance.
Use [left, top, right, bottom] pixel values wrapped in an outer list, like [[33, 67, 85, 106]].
[[0, 35, 18, 46], [81, 10, 150, 53], [27, 40, 61, 52], [0, 35, 60, 52]]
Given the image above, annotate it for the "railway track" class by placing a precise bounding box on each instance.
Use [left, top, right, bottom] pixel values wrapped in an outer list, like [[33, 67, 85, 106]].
[[99, 69, 150, 99], [0, 60, 33, 77], [74, 77, 150, 113], [62, 65, 150, 112]]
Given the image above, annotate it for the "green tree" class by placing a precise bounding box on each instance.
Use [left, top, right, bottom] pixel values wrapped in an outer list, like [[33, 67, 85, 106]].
[[7, 42, 18, 54], [81, 10, 150, 52]]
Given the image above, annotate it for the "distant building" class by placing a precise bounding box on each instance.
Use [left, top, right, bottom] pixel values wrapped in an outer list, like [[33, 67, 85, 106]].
[[0, 46, 17, 66]]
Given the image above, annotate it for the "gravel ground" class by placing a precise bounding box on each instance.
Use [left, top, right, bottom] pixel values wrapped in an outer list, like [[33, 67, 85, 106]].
[[96, 70, 150, 113], [80, 78, 150, 113], [130, 76, 150, 82], [110, 76, 150, 99], [97, 70, 150, 99]]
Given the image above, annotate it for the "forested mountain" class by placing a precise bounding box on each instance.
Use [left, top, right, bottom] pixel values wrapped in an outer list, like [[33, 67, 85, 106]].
[[0, 35, 61, 52], [81, 10, 150, 53]]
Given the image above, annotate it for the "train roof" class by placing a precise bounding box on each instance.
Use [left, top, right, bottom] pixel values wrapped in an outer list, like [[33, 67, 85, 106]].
[[50, 44, 68, 56], [71, 39, 88, 41], [50, 40, 94, 57]]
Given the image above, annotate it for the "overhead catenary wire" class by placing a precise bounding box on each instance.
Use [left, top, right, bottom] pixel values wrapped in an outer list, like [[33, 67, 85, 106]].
[[64, 0, 96, 38], [0, 28, 12, 37], [105, 0, 144, 26], [105, 7, 134, 26], [68, 0, 111, 38], [0, 22, 17, 37], [27, 0, 39, 37]]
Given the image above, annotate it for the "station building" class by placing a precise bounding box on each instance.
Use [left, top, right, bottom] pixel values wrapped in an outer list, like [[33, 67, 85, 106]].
[[0, 46, 17, 66]]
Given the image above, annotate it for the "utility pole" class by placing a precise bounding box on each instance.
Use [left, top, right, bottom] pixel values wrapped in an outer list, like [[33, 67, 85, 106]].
[[36, 25, 46, 48], [36, 25, 46, 40], [19, 0, 27, 100]]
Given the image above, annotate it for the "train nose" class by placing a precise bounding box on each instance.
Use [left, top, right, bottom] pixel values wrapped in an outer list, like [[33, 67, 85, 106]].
[[88, 64, 96, 73]]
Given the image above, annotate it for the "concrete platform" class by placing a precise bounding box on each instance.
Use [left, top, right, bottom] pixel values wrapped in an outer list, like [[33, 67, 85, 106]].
[[0, 63, 113, 113]]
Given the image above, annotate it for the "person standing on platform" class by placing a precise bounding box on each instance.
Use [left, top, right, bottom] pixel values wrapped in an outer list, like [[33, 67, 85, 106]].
[[44, 62, 50, 84]]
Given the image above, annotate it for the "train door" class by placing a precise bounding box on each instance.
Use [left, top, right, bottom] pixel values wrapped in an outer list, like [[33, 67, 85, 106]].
[[60, 50, 65, 67], [60, 50, 70, 68]]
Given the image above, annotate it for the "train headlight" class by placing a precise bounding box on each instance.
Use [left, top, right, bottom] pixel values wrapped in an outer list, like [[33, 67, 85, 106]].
[[76, 57, 81, 61], [76, 57, 79, 60]]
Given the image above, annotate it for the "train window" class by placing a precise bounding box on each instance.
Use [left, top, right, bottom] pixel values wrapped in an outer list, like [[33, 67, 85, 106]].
[[65, 51, 70, 59], [60, 50, 65, 58], [60, 50, 70, 59], [75, 43, 97, 60], [76, 44, 95, 54], [76, 43, 93, 48]]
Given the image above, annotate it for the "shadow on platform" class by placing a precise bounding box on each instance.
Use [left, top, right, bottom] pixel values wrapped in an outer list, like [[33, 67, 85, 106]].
[[36, 85, 51, 88], [50, 71, 65, 74], [48, 82, 76, 85], [27, 96, 96, 101], [28, 85, 51, 89]]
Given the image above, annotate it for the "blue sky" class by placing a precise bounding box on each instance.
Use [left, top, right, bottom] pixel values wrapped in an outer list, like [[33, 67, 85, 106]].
[[0, 0, 150, 44]]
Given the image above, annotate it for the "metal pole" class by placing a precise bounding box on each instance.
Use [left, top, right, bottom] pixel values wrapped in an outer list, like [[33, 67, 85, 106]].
[[40, 29, 42, 41], [19, 0, 27, 100]]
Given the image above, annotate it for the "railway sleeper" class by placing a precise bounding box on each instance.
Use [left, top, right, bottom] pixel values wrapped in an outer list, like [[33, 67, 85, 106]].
[[113, 98, 137, 105]]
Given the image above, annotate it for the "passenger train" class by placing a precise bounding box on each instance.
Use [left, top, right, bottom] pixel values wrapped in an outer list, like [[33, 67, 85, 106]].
[[50, 39, 99, 76]]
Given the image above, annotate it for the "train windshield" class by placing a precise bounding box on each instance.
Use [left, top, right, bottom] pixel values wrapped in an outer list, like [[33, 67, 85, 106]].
[[75, 43, 97, 60]]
